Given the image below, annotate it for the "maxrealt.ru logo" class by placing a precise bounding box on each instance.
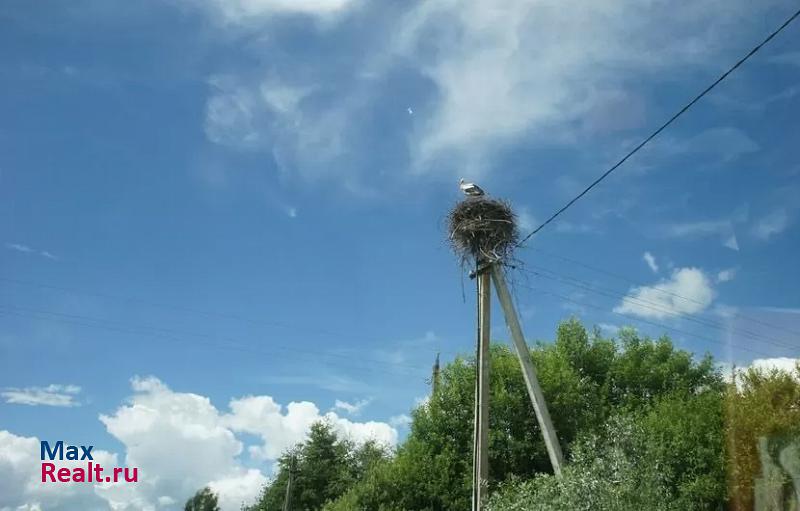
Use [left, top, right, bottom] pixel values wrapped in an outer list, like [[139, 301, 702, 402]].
[[40, 441, 139, 483]]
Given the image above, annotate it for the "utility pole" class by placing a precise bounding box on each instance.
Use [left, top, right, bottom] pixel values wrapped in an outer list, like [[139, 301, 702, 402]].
[[282, 454, 296, 511], [432, 352, 441, 395], [472, 262, 491, 510], [491, 264, 564, 475]]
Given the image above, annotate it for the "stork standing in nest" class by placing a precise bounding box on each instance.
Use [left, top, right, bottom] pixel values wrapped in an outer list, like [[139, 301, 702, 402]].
[[459, 178, 485, 197]]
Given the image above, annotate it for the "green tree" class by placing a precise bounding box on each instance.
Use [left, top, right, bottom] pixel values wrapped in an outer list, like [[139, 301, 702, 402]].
[[326, 319, 722, 510], [486, 416, 677, 511], [185, 487, 220, 511], [248, 421, 391, 511], [726, 363, 800, 510]]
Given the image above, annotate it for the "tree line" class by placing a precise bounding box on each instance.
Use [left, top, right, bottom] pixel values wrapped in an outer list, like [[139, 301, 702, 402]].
[[187, 319, 800, 510]]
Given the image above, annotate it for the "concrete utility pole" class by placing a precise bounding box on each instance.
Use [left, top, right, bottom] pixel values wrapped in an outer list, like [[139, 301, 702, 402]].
[[432, 352, 441, 395], [472, 263, 491, 510], [282, 455, 296, 511], [491, 264, 564, 476]]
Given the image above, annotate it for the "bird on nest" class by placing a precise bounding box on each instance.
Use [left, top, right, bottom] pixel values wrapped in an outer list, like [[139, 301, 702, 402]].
[[459, 178, 485, 197]]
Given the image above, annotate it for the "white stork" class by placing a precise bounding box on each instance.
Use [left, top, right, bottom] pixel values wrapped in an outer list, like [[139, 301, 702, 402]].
[[459, 178, 485, 197]]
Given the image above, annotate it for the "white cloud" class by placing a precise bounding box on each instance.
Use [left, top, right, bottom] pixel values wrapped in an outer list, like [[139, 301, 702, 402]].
[[5, 242, 33, 253], [614, 267, 715, 319], [598, 323, 620, 335], [642, 252, 659, 273], [389, 414, 412, 429], [198, 0, 356, 24], [394, 2, 776, 175], [751, 208, 790, 240], [0, 430, 119, 511], [749, 357, 800, 375], [204, 78, 261, 149], [98, 376, 263, 511], [225, 395, 397, 462], [724, 234, 740, 251], [1, 384, 82, 407], [333, 398, 371, 416], [516, 208, 537, 233], [716, 268, 736, 283], [4, 243, 58, 260], [0, 376, 401, 511], [199, 0, 788, 189], [768, 51, 800, 67], [663, 218, 741, 251], [724, 357, 800, 384]]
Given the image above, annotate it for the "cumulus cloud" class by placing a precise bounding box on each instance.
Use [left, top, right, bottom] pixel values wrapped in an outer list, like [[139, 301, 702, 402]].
[[723, 357, 800, 384], [749, 357, 800, 375], [225, 395, 397, 462], [1, 384, 82, 407], [98, 376, 264, 511], [614, 267, 715, 319], [642, 252, 659, 273], [0, 430, 118, 511], [1, 376, 399, 511]]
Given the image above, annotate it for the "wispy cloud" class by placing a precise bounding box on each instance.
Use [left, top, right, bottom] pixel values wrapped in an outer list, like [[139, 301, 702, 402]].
[[389, 414, 412, 429], [192, 0, 357, 25], [614, 267, 715, 320], [716, 268, 736, 283], [5, 242, 59, 261], [516, 208, 537, 233], [751, 208, 790, 241], [662, 218, 741, 251], [1, 384, 82, 407], [768, 51, 800, 68], [333, 398, 371, 416], [642, 252, 659, 273], [196, 0, 783, 191]]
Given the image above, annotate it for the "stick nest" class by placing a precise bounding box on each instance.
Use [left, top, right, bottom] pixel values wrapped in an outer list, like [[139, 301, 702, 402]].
[[448, 197, 518, 266]]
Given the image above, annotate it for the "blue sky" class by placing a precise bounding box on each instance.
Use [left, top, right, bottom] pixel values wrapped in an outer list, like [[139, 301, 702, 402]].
[[1, 1, 799, 509]]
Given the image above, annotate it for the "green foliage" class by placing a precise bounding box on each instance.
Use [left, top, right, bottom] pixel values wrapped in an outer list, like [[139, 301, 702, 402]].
[[185, 487, 220, 511], [638, 391, 726, 509], [487, 416, 677, 511], [323, 318, 723, 510], [247, 421, 391, 511], [726, 363, 800, 510]]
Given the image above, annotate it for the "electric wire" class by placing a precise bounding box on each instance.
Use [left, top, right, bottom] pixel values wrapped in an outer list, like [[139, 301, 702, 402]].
[[518, 265, 798, 351], [517, 7, 800, 245], [514, 282, 790, 359], [527, 248, 800, 338]]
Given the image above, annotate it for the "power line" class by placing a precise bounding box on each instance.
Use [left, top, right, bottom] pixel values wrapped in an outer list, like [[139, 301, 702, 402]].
[[525, 248, 800, 338], [0, 304, 429, 377], [514, 282, 790, 359], [0, 275, 461, 359], [519, 265, 798, 352], [517, 7, 800, 245]]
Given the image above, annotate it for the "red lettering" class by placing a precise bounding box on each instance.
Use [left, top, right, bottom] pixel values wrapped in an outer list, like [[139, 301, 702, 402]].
[[124, 467, 138, 483], [41, 463, 55, 482], [57, 468, 71, 482], [114, 467, 122, 481], [94, 463, 103, 481], [73, 467, 85, 482]]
